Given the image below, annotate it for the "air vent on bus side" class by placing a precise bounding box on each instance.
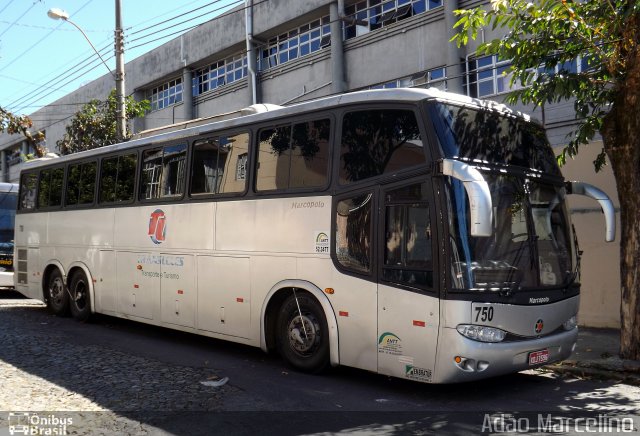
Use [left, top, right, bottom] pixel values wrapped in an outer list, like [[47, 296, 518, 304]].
[[16, 248, 28, 285]]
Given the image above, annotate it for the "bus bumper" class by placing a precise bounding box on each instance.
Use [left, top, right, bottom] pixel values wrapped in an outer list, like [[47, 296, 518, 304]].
[[433, 326, 578, 384]]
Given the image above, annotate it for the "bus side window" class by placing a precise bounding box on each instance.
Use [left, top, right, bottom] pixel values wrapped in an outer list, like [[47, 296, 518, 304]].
[[290, 119, 330, 189], [256, 118, 330, 192], [256, 125, 292, 191], [335, 192, 373, 274], [191, 132, 248, 196], [339, 109, 425, 184], [383, 182, 433, 289], [19, 173, 38, 211], [66, 162, 97, 206], [141, 144, 187, 200], [38, 167, 64, 208], [100, 153, 137, 204]]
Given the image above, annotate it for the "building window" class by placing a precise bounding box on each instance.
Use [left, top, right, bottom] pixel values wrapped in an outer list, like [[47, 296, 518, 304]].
[[150, 78, 183, 111], [194, 54, 248, 96], [369, 67, 447, 91], [412, 67, 447, 90], [236, 153, 248, 181], [467, 54, 593, 98], [344, 0, 443, 40], [466, 55, 515, 98], [258, 17, 331, 71]]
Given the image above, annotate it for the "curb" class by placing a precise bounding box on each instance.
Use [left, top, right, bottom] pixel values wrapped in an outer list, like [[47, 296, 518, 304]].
[[544, 362, 640, 386]]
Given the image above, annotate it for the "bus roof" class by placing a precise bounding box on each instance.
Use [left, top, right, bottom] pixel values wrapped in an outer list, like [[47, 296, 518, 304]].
[[20, 88, 531, 170]]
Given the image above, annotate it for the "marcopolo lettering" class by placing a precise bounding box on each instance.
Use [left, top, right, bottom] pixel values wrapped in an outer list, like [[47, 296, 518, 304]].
[[291, 201, 325, 209]]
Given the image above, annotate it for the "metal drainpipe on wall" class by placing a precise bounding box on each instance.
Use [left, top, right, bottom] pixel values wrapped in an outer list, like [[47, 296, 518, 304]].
[[245, 0, 259, 105], [0, 151, 7, 183], [444, 0, 466, 94], [331, 1, 348, 94], [180, 35, 194, 121]]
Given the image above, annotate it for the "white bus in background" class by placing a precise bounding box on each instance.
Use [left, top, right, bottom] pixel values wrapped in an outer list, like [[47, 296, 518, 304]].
[[13, 89, 615, 383], [0, 182, 18, 288]]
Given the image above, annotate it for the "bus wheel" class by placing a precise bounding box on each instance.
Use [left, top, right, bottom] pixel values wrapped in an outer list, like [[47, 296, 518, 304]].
[[47, 269, 69, 317], [276, 291, 329, 373], [69, 271, 91, 322]]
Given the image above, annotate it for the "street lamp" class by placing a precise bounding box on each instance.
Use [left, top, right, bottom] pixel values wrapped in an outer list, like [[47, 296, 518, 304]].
[[47, 3, 127, 141]]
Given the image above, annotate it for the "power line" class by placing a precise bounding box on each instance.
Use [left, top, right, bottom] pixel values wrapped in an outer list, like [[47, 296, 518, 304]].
[[0, 0, 115, 110], [14, 57, 113, 113], [128, 0, 266, 50], [8, 1, 255, 112], [7, 41, 113, 111], [0, 0, 39, 40], [128, 0, 219, 30], [0, 20, 109, 32], [5, 1, 240, 113], [130, 0, 236, 36], [0, 0, 17, 17]]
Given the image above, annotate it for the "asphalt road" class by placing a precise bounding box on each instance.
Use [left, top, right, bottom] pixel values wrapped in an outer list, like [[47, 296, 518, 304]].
[[1, 290, 638, 435]]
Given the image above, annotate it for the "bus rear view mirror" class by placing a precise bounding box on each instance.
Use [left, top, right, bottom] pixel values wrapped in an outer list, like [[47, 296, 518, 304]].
[[566, 181, 616, 242], [440, 159, 493, 237]]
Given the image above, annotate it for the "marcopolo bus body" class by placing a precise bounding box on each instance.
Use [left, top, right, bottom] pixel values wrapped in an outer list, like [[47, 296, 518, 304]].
[[14, 89, 615, 383]]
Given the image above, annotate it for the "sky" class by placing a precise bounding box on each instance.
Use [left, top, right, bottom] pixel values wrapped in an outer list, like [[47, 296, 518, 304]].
[[0, 0, 240, 120]]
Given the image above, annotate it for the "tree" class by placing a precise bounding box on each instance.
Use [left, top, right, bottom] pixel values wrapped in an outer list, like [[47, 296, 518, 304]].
[[57, 89, 150, 155], [0, 107, 47, 158], [452, 0, 640, 359]]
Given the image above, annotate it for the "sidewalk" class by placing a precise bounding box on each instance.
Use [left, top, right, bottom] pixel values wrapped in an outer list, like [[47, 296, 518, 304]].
[[545, 327, 640, 385]]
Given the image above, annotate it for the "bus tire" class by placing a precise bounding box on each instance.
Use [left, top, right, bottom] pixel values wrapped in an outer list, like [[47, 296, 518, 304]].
[[46, 268, 69, 317], [276, 291, 330, 374], [69, 271, 92, 322]]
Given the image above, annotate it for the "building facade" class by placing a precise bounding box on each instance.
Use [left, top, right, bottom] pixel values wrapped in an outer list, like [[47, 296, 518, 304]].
[[0, 0, 621, 327]]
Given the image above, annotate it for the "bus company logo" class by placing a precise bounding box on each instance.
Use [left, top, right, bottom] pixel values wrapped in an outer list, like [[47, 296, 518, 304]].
[[534, 319, 544, 334], [405, 365, 432, 382], [378, 332, 402, 356], [148, 209, 167, 244]]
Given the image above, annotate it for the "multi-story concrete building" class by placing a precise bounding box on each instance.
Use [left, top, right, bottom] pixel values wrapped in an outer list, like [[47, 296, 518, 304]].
[[0, 0, 620, 327]]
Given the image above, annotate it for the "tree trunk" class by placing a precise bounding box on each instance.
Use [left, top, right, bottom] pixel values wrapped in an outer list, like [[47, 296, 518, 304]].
[[602, 28, 640, 360]]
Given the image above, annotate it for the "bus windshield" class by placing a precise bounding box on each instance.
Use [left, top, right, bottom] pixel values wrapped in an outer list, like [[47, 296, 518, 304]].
[[430, 103, 576, 292], [446, 175, 576, 292], [429, 102, 561, 176]]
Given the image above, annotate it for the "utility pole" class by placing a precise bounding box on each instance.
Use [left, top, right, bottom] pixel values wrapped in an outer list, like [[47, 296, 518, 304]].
[[115, 0, 126, 141]]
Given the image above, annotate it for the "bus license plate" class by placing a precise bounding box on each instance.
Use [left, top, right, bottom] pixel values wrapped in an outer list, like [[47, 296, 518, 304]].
[[528, 349, 549, 366]]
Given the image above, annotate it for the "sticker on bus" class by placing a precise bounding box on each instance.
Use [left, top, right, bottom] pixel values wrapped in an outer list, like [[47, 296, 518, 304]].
[[314, 231, 329, 253]]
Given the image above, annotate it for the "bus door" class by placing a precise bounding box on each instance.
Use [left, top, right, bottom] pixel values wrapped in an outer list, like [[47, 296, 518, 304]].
[[377, 180, 440, 383]]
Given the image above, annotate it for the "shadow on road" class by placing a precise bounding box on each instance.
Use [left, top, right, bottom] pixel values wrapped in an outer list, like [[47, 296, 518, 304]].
[[0, 296, 637, 435]]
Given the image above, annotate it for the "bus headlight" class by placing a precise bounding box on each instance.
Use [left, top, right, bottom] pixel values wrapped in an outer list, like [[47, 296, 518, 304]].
[[456, 325, 506, 343], [563, 315, 578, 331]]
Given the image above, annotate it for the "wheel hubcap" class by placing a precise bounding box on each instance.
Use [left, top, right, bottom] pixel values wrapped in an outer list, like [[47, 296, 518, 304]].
[[74, 280, 87, 310], [50, 278, 64, 305], [287, 313, 319, 354]]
